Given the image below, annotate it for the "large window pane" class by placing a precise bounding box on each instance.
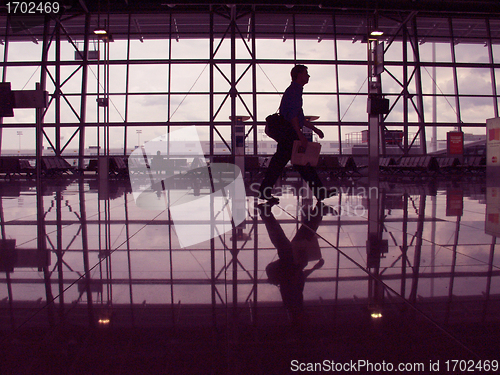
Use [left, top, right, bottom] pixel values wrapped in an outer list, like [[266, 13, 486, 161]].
[[303, 94, 337, 122], [7, 42, 42, 61], [383, 66, 403, 94], [169, 94, 208, 122], [492, 40, 500, 63], [459, 97, 495, 123], [337, 65, 367, 94], [436, 96, 458, 122], [457, 68, 492, 95], [257, 94, 281, 121], [256, 64, 292, 93], [172, 39, 208, 59], [128, 95, 168, 122], [296, 39, 335, 61], [337, 40, 367, 61], [129, 64, 169, 93], [305, 64, 336, 93], [455, 43, 490, 64], [419, 42, 452, 63], [339, 94, 367, 122], [5, 66, 40, 91], [256, 39, 294, 60], [130, 39, 170, 59]]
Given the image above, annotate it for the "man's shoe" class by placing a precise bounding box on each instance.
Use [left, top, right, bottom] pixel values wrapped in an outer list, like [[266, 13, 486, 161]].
[[257, 198, 279, 216], [256, 189, 280, 205]]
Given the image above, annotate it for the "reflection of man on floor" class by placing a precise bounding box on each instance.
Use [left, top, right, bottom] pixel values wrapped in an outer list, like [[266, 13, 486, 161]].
[[258, 201, 331, 326]]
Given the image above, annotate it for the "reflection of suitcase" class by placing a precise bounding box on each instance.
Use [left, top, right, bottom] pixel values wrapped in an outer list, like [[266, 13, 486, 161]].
[[291, 141, 322, 166]]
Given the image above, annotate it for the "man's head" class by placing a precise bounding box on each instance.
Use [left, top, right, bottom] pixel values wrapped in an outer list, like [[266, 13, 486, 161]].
[[290, 64, 309, 86]]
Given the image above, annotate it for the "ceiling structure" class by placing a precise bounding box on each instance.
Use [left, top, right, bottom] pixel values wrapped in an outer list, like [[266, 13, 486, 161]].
[[62, 0, 500, 15], [3, 0, 500, 43]]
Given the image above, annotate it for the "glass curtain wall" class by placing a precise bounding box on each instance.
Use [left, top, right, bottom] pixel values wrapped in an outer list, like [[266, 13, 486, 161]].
[[0, 7, 498, 158]]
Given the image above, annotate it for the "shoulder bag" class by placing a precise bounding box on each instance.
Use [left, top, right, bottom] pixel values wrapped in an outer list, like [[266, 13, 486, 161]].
[[265, 113, 286, 141]]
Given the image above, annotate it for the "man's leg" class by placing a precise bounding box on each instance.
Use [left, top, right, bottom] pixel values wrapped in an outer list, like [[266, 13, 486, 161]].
[[258, 136, 295, 199], [258, 204, 294, 263]]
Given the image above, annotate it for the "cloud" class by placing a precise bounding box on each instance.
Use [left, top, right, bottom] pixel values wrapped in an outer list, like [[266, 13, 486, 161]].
[[457, 68, 492, 95]]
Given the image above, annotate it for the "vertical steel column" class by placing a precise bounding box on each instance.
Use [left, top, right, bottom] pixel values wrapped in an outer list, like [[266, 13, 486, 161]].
[[229, 4, 239, 316], [449, 18, 462, 129], [367, 32, 380, 178], [251, 8, 258, 156], [37, 17, 50, 178], [36, 17, 50, 277], [209, 8, 217, 324], [0, 171, 15, 326], [0, 15, 11, 153], [167, 12, 172, 128], [486, 18, 499, 118], [402, 26, 409, 155], [250, 7, 259, 323], [78, 13, 90, 169], [55, 20, 61, 155], [411, 18, 426, 154], [105, 36, 110, 156], [209, 9, 215, 158], [1, 195, 15, 328], [431, 42, 437, 152], [97, 24, 111, 181], [38, 18, 52, 325], [0, 191, 4, 241], [230, 5, 237, 157], [333, 13, 342, 154], [123, 13, 132, 153], [292, 13, 297, 62]]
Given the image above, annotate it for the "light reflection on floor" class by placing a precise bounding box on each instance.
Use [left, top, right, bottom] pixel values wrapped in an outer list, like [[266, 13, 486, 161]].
[[0, 175, 499, 374]]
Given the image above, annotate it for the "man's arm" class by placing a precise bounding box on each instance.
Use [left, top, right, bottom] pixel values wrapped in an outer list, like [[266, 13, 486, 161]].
[[291, 116, 309, 150], [303, 121, 324, 139]]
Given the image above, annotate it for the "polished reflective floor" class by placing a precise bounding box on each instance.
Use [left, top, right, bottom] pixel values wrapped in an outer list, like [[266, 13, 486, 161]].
[[0, 172, 499, 374]]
